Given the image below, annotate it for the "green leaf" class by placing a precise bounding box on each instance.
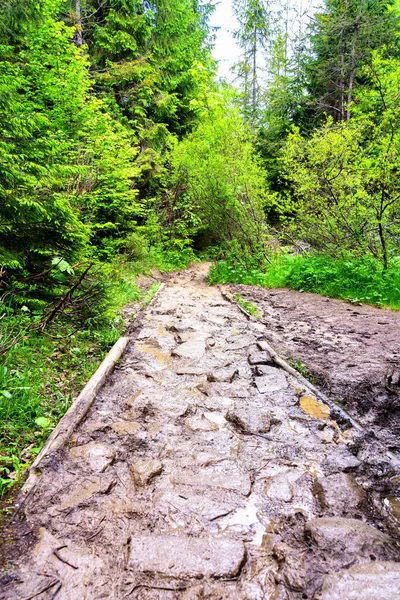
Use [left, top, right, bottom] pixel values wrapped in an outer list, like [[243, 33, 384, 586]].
[[34, 416, 51, 429]]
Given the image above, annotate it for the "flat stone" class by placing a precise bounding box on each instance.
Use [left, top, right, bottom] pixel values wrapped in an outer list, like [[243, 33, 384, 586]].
[[128, 535, 245, 578], [322, 452, 361, 474], [57, 477, 102, 510], [226, 404, 271, 434], [173, 340, 206, 359], [131, 459, 163, 486], [226, 334, 255, 350], [254, 367, 287, 393], [305, 518, 394, 556], [318, 561, 400, 600], [173, 466, 252, 496], [157, 491, 236, 521], [207, 367, 238, 383], [185, 415, 219, 432], [265, 476, 293, 503], [111, 421, 141, 435], [314, 473, 363, 512], [248, 350, 273, 365], [68, 443, 115, 472]]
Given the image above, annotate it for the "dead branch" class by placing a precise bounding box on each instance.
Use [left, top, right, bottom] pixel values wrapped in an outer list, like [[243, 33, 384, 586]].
[[41, 262, 94, 329]]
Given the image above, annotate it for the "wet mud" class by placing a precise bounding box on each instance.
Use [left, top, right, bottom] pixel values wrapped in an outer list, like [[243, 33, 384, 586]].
[[231, 285, 400, 453], [1, 265, 400, 599]]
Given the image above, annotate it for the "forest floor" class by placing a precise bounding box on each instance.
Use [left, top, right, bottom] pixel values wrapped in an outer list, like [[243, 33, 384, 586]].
[[1, 264, 400, 599]]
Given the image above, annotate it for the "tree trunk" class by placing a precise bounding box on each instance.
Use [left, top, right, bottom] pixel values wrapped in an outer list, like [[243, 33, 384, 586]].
[[252, 24, 257, 129], [346, 21, 359, 121], [76, 0, 83, 47]]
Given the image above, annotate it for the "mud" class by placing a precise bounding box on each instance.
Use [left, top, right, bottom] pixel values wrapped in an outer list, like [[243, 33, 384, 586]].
[[1, 265, 400, 599], [231, 284, 400, 453]]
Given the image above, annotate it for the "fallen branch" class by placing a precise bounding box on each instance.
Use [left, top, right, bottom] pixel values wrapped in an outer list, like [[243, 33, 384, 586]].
[[21, 335, 130, 496], [53, 550, 78, 570], [41, 262, 94, 328], [22, 579, 61, 600]]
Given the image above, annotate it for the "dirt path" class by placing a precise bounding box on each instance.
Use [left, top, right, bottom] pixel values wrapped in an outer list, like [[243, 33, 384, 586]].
[[230, 285, 400, 451], [2, 265, 400, 599]]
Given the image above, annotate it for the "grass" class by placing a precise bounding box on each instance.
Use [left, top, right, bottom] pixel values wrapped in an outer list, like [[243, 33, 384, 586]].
[[233, 293, 263, 319], [209, 252, 400, 310], [287, 357, 315, 382], [0, 259, 162, 497]]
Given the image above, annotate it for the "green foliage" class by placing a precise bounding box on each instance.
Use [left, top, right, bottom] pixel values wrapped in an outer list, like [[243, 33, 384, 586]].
[[305, 0, 400, 123], [209, 252, 400, 309], [280, 57, 400, 269], [0, 259, 144, 496], [169, 94, 272, 265]]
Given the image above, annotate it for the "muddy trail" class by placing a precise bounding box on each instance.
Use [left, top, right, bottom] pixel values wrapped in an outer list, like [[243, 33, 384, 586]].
[[2, 265, 400, 599], [231, 285, 400, 452]]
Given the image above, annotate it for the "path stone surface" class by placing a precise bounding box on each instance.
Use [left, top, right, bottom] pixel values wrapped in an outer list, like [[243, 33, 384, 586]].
[[2, 265, 399, 600], [318, 561, 400, 600], [128, 535, 246, 577]]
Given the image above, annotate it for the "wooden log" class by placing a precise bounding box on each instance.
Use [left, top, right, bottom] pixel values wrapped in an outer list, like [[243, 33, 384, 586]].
[[21, 336, 130, 495]]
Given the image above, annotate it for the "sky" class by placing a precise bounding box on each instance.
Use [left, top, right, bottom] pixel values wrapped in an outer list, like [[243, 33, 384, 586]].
[[209, 0, 241, 82], [209, 0, 320, 82]]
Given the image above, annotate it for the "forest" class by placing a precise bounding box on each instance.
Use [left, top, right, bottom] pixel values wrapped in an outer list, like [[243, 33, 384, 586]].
[[1, 0, 400, 494]]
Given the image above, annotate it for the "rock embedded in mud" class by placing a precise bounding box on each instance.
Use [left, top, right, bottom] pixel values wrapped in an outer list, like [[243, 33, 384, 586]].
[[157, 491, 236, 522], [130, 459, 163, 486], [173, 466, 252, 496], [185, 414, 219, 432], [305, 517, 394, 558], [57, 477, 102, 510], [317, 561, 400, 600], [68, 442, 115, 472], [248, 350, 273, 365], [274, 543, 308, 591], [265, 476, 294, 503], [207, 367, 238, 383], [226, 404, 272, 434], [313, 473, 363, 513], [254, 367, 288, 393], [172, 339, 206, 359], [322, 451, 361, 474], [111, 421, 141, 435], [128, 535, 246, 578], [226, 334, 256, 350], [175, 365, 207, 376]]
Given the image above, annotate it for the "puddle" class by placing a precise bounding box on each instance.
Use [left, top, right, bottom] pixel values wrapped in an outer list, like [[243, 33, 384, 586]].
[[137, 342, 171, 364], [157, 326, 170, 337], [218, 495, 266, 545], [300, 395, 330, 419], [204, 412, 227, 427], [385, 497, 400, 523]]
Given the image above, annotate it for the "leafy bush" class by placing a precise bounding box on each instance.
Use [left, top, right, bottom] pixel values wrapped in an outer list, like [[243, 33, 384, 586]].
[[168, 94, 273, 267]]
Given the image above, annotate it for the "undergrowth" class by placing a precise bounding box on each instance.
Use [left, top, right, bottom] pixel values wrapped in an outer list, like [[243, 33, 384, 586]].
[[0, 248, 190, 498], [209, 253, 400, 310]]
